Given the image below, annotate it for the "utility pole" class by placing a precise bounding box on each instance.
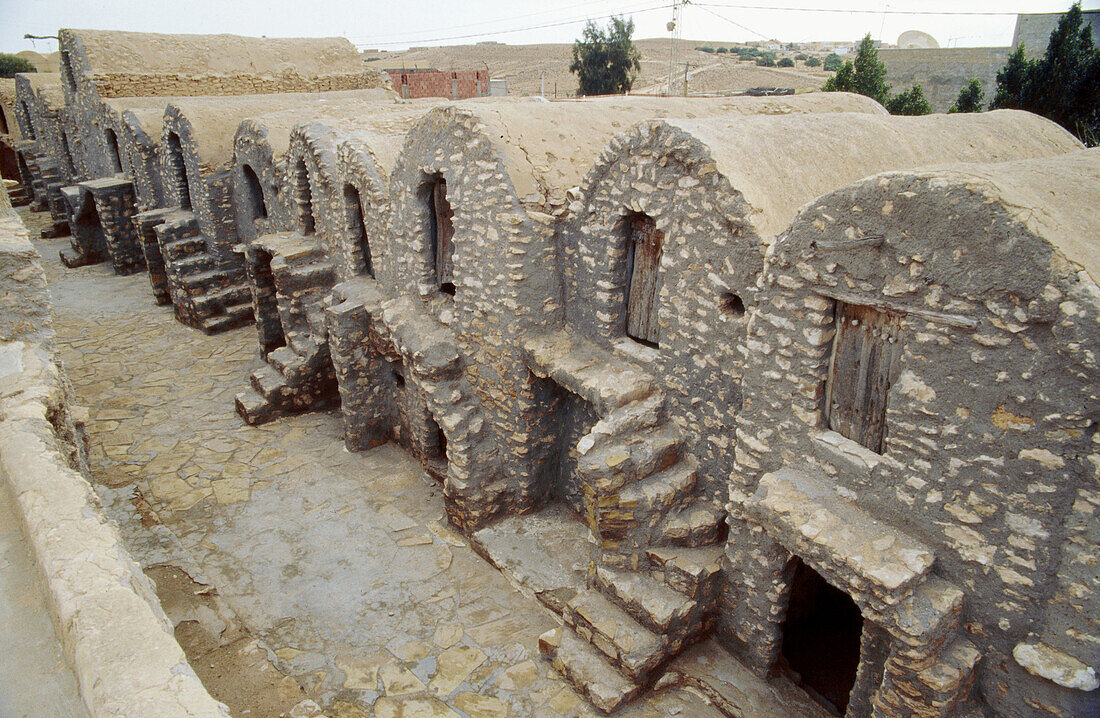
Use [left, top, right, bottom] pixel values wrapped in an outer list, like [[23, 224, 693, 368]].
[[666, 0, 688, 96], [683, 61, 689, 97]]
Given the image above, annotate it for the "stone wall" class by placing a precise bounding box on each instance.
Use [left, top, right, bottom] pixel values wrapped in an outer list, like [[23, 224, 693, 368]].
[[0, 185, 230, 717], [727, 149, 1100, 717], [879, 47, 1010, 112], [1013, 10, 1100, 58]]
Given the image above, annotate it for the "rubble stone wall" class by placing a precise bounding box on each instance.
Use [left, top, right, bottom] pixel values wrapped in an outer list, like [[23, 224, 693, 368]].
[[728, 150, 1100, 717]]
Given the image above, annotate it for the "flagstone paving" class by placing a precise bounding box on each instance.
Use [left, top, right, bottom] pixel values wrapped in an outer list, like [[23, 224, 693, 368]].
[[31, 219, 728, 717], [27, 204, 822, 718]]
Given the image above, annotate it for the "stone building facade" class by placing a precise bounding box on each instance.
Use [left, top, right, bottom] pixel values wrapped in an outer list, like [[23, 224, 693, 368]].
[[385, 69, 491, 99], [726, 147, 1100, 718], [10, 26, 1098, 718], [232, 99, 441, 424]]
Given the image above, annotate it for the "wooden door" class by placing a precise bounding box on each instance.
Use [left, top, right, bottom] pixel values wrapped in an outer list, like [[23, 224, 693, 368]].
[[827, 302, 901, 453], [626, 215, 663, 346], [431, 179, 455, 293]]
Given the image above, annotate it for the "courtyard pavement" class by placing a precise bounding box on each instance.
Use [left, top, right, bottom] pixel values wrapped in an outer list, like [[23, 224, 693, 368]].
[[26, 204, 821, 718]]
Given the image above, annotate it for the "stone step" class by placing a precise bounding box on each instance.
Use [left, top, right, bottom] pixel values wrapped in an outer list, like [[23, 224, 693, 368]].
[[875, 638, 980, 716], [615, 459, 698, 516], [656, 502, 726, 548], [267, 346, 304, 375], [577, 423, 683, 494], [564, 590, 667, 681], [645, 545, 724, 601], [200, 303, 253, 334], [278, 262, 337, 293], [234, 388, 287, 426], [171, 252, 218, 276], [251, 365, 291, 401], [540, 627, 645, 715], [179, 267, 247, 293], [189, 285, 252, 315], [594, 564, 701, 638], [162, 234, 206, 261]]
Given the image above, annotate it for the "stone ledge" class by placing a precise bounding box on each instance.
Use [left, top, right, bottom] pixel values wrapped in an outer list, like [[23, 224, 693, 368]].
[[747, 466, 935, 599], [0, 341, 229, 717]]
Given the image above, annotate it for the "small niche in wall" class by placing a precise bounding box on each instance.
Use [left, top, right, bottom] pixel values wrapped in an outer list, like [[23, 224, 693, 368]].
[[719, 291, 745, 317], [0, 106, 8, 135]]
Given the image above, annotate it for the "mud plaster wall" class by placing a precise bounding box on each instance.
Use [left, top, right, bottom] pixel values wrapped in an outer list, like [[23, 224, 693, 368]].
[[730, 159, 1100, 717], [878, 48, 1010, 113]]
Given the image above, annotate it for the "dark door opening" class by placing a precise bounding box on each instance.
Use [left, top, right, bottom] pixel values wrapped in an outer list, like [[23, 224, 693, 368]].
[[241, 164, 267, 220], [624, 212, 663, 347], [293, 159, 315, 235], [780, 558, 864, 715], [427, 175, 455, 296], [166, 131, 191, 210], [105, 128, 122, 173], [343, 183, 372, 277]]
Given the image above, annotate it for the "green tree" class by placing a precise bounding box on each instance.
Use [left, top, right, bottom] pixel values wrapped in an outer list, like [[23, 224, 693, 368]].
[[0, 54, 37, 78], [570, 16, 641, 96], [823, 34, 890, 106], [805, 56, 822, 68], [886, 84, 932, 115], [990, 45, 1032, 109], [991, 3, 1100, 145], [822, 53, 843, 71], [795, 53, 809, 61], [949, 79, 984, 113], [778, 57, 795, 67]]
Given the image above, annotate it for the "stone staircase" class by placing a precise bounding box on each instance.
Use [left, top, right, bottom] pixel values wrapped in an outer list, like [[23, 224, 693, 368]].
[[524, 331, 726, 714], [154, 211, 253, 333], [235, 233, 339, 425]]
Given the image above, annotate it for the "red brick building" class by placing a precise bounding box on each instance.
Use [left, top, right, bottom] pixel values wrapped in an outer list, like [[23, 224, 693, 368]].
[[385, 69, 490, 99]]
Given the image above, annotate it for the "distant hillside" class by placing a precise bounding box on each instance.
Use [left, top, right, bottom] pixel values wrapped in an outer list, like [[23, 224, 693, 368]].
[[367, 38, 830, 97]]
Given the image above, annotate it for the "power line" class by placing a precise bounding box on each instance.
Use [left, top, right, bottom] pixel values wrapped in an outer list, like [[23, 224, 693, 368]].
[[347, 0, 623, 42], [697, 6, 772, 40], [355, 2, 674, 48], [695, 2, 1023, 16]]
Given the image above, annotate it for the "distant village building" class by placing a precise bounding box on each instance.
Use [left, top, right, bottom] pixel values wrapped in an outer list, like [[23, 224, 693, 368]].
[[384, 69, 490, 99], [1013, 9, 1100, 58]]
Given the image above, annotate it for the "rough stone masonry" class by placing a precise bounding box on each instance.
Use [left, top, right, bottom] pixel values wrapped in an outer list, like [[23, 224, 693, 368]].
[[8, 25, 1099, 718]]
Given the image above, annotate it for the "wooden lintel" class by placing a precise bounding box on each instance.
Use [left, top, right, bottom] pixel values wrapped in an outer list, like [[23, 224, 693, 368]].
[[814, 287, 979, 329], [812, 235, 884, 250]]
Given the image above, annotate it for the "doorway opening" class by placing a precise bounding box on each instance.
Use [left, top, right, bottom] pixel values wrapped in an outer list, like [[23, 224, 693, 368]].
[[780, 557, 864, 715], [165, 131, 191, 210], [623, 212, 663, 347], [425, 173, 454, 296]]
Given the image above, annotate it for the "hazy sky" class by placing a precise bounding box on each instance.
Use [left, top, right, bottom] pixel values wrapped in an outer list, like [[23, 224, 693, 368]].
[[2, 0, 1097, 55]]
